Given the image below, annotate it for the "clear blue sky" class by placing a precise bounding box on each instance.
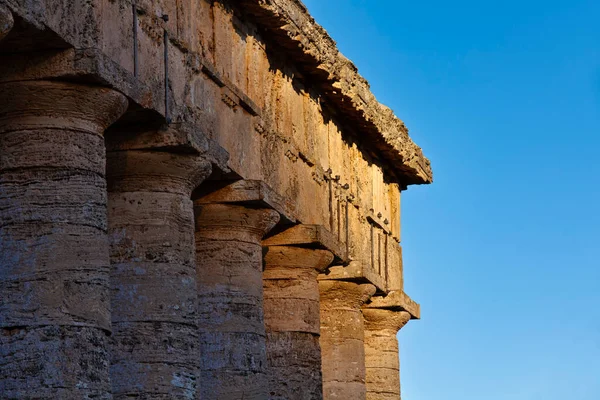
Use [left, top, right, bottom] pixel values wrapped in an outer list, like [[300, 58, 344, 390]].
[[302, 1, 600, 399]]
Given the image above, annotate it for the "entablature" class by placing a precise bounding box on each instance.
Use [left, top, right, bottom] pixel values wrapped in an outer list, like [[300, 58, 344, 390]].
[[0, 0, 427, 297]]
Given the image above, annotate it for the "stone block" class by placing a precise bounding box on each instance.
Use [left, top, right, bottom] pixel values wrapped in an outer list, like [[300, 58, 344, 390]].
[[263, 224, 347, 263]]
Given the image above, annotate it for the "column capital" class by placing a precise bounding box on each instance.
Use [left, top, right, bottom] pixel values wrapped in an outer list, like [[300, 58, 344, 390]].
[[0, 4, 13, 41], [0, 80, 128, 135], [263, 246, 333, 334], [319, 280, 376, 309], [194, 203, 279, 243], [363, 309, 411, 334], [263, 224, 348, 263], [263, 246, 331, 398], [364, 290, 421, 320], [107, 150, 212, 195], [264, 246, 334, 273], [194, 179, 296, 223]]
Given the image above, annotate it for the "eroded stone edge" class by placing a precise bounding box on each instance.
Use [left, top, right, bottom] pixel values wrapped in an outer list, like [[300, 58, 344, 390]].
[[238, 0, 433, 185]]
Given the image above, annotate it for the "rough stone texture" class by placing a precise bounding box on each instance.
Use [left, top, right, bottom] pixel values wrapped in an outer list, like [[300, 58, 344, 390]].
[[107, 148, 212, 399], [0, 0, 415, 294], [363, 309, 411, 400], [365, 291, 421, 320], [263, 246, 334, 400], [195, 179, 296, 224], [263, 224, 348, 263], [194, 203, 280, 400], [237, 0, 432, 185], [319, 280, 376, 400], [0, 0, 433, 398], [1, 0, 431, 187], [0, 4, 12, 41], [0, 80, 127, 399]]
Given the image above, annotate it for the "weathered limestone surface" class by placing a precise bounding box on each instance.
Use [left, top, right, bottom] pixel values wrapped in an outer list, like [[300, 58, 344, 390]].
[[0, 4, 12, 41], [363, 309, 411, 400], [366, 290, 421, 320], [263, 246, 334, 400], [0, 0, 419, 294], [2, 0, 431, 183], [0, 80, 127, 399], [194, 202, 279, 399], [195, 179, 296, 224], [319, 280, 376, 400], [107, 146, 212, 398], [237, 0, 432, 185], [0, 0, 432, 398], [262, 224, 348, 263]]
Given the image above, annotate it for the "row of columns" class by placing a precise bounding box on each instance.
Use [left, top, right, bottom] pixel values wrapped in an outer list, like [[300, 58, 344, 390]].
[[0, 79, 413, 399]]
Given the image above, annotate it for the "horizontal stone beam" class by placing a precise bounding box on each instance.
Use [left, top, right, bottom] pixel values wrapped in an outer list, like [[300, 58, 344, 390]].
[[4, 0, 433, 186], [0, 45, 230, 173], [237, 0, 433, 185], [106, 122, 229, 171], [0, 47, 153, 110]]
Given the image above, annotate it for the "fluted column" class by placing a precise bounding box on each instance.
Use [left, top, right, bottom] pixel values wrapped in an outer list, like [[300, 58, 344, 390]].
[[319, 281, 376, 400], [263, 246, 334, 400], [363, 309, 411, 400], [194, 203, 279, 399], [0, 80, 127, 399], [0, 4, 13, 41], [106, 149, 211, 398]]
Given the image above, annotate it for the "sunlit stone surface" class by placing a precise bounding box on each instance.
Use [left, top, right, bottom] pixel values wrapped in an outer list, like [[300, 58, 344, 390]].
[[0, 0, 431, 398]]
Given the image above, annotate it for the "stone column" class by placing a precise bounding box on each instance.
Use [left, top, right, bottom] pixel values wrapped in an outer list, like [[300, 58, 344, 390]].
[[319, 280, 376, 400], [263, 246, 334, 400], [194, 202, 280, 399], [0, 80, 127, 399], [107, 149, 212, 398], [363, 309, 411, 400]]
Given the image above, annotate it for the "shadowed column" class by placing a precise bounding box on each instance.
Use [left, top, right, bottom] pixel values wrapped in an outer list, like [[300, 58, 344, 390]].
[[319, 280, 376, 400], [195, 203, 279, 399], [263, 246, 334, 400], [107, 149, 212, 398], [0, 80, 127, 399], [363, 309, 411, 400]]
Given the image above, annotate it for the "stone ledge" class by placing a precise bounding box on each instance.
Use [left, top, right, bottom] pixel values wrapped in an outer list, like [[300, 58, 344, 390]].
[[106, 122, 230, 172], [2, 0, 432, 185], [263, 224, 348, 264], [364, 291, 421, 320], [237, 0, 433, 185], [318, 261, 387, 294], [0, 46, 231, 173], [194, 179, 297, 224], [0, 47, 154, 110]]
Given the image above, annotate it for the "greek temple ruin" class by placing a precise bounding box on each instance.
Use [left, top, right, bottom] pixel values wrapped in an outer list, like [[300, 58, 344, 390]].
[[0, 0, 432, 399]]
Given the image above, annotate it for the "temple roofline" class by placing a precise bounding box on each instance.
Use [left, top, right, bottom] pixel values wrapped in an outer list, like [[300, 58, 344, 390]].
[[238, 0, 433, 185]]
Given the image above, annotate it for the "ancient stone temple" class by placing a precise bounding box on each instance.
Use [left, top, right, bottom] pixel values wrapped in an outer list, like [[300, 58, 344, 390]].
[[0, 0, 432, 399]]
